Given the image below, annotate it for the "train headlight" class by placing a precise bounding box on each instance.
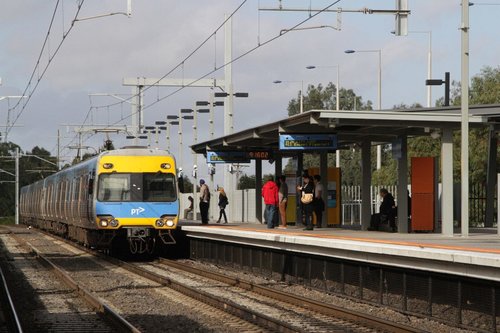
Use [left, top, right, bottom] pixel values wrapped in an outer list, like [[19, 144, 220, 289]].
[[155, 219, 164, 227], [165, 220, 174, 227], [110, 219, 119, 227], [160, 163, 171, 170], [103, 163, 114, 169], [100, 220, 108, 227]]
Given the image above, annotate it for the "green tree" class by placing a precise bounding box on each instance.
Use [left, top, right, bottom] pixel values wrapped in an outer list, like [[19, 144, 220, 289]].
[[285, 82, 372, 184], [0, 143, 58, 218], [287, 83, 373, 116], [374, 66, 500, 185], [434, 66, 500, 183], [238, 174, 255, 190]]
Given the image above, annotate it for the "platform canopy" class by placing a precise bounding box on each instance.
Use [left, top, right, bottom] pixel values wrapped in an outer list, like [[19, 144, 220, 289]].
[[191, 104, 500, 154]]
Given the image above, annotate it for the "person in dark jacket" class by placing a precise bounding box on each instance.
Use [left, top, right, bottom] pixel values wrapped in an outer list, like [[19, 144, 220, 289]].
[[262, 176, 279, 229], [217, 187, 228, 224], [369, 188, 396, 231], [297, 175, 315, 230]]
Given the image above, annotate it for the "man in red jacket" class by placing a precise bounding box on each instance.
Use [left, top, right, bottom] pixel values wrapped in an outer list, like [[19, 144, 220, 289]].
[[262, 176, 279, 229]]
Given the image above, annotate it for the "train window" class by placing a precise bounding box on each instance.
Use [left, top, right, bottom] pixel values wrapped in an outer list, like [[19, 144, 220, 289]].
[[143, 173, 177, 202], [97, 172, 177, 202], [97, 173, 134, 202]]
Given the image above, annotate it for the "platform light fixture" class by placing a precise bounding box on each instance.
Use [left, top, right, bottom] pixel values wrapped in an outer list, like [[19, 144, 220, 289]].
[[425, 72, 450, 106]]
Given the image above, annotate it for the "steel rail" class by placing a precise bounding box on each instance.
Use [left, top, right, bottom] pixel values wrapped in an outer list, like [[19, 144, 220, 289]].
[[11, 229, 300, 332], [111, 258, 302, 333], [9, 233, 141, 333], [17, 227, 422, 332], [158, 258, 425, 333], [0, 264, 23, 332]]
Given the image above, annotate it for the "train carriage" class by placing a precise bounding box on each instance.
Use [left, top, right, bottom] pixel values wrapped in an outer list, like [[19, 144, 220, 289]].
[[20, 147, 179, 254]]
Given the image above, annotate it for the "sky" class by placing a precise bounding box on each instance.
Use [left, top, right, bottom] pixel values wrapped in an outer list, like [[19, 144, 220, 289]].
[[0, 0, 499, 184]]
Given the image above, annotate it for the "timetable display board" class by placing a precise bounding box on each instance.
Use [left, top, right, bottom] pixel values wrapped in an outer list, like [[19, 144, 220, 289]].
[[206, 150, 273, 164]]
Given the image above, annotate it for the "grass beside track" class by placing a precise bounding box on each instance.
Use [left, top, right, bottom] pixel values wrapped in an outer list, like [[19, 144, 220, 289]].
[[0, 217, 14, 225]]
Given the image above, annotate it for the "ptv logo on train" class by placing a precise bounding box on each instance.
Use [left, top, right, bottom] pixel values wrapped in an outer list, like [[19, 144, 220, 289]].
[[131, 207, 145, 215]]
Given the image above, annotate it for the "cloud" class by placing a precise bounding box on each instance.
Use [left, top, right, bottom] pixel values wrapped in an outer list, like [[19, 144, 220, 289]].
[[1, 0, 499, 178]]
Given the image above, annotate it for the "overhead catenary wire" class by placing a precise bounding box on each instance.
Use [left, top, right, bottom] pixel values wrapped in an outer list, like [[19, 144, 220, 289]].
[[6, 0, 85, 137], [59, 0, 250, 154], [90, 0, 249, 111], [69, 0, 344, 156]]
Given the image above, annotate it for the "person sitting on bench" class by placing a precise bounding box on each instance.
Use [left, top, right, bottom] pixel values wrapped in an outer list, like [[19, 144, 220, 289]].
[[369, 188, 396, 232]]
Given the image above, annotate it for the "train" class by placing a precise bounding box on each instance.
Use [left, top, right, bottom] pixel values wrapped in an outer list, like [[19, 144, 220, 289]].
[[19, 147, 180, 254]]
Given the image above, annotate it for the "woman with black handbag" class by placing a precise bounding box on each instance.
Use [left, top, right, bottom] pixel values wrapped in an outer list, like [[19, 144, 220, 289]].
[[297, 175, 315, 230]]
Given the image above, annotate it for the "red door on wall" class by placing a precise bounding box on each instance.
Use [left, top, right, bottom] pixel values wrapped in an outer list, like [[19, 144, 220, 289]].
[[411, 157, 436, 231]]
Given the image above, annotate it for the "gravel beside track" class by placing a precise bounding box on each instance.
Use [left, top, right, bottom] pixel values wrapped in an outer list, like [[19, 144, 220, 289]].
[[2, 227, 266, 333], [0, 232, 118, 332], [177, 259, 477, 333], [137, 261, 381, 333]]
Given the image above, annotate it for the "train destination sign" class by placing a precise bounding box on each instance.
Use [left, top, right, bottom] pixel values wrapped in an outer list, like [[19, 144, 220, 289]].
[[279, 134, 337, 150], [206, 151, 272, 163]]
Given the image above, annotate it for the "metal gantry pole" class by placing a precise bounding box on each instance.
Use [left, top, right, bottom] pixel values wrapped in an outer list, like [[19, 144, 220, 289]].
[[460, 0, 470, 237], [193, 106, 198, 221], [336, 66, 340, 167], [300, 80, 304, 114], [56, 129, 60, 171], [376, 50, 382, 170], [15, 147, 19, 225], [427, 31, 433, 107], [224, 13, 234, 222], [209, 93, 215, 221], [178, 111, 183, 175], [166, 123, 171, 152]]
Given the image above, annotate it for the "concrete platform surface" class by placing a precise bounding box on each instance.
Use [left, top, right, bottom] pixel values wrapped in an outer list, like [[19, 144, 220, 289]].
[[180, 222, 500, 282]]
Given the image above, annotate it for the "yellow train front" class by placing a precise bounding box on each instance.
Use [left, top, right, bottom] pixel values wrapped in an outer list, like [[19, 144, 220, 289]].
[[20, 148, 180, 255], [94, 148, 179, 254]]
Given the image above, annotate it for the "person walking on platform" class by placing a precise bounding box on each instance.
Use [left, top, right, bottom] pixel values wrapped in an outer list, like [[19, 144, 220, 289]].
[[199, 179, 210, 225], [262, 176, 279, 229], [217, 187, 229, 224], [313, 175, 325, 228], [278, 175, 288, 229], [369, 188, 396, 232], [297, 175, 315, 230]]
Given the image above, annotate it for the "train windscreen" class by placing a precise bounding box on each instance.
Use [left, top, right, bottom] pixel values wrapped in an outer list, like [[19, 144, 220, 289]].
[[97, 173, 177, 202]]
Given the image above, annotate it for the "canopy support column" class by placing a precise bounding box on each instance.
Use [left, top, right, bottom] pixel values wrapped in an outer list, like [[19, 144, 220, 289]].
[[397, 136, 409, 233], [485, 126, 498, 227], [361, 141, 372, 230], [255, 159, 262, 223], [320, 152, 328, 228], [441, 127, 454, 236]]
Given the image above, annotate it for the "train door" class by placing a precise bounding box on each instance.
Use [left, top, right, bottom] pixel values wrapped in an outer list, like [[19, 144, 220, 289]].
[[87, 170, 96, 223]]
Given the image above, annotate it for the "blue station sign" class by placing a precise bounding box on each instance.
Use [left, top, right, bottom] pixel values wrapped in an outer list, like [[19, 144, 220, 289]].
[[279, 134, 337, 150]]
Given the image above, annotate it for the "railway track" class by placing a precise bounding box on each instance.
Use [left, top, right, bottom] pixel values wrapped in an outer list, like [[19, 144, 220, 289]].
[[2, 230, 138, 333], [6, 226, 425, 333], [156, 258, 423, 333], [3, 227, 265, 332], [0, 262, 22, 333], [138, 259, 424, 333]]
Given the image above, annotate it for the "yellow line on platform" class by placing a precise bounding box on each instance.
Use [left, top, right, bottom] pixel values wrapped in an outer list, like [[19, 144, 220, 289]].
[[201, 225, 500, 255]]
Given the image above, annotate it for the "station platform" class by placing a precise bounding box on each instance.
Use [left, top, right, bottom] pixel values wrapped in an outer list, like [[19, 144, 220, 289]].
[[179, 222, 500, 282]]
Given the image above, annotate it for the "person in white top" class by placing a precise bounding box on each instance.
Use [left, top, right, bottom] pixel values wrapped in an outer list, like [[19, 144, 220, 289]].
[[313, 175, 325, 228]]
